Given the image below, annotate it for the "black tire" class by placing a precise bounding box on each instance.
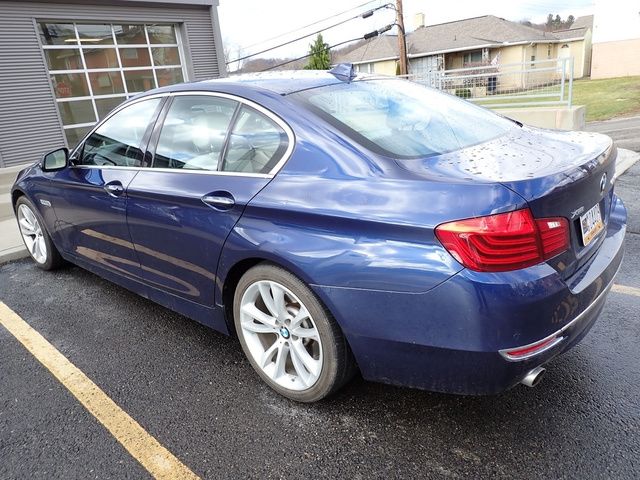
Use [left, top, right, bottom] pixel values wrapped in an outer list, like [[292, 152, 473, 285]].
[[233, 263, 356, 402], [15, 196, 65, 271]]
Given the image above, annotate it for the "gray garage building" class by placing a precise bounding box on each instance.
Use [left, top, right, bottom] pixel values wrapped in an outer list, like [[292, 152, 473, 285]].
[[0, 0, 226, 168]]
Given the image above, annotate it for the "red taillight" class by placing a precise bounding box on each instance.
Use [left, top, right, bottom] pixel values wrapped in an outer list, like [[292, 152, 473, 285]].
[[435, 209, 569, 272], [535, 217, 570, 259]]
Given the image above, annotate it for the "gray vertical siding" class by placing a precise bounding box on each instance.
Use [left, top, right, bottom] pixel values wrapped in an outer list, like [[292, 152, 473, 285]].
[[0, 1, 223, 167]]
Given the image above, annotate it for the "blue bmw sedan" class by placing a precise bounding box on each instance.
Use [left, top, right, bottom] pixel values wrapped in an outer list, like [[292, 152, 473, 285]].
[[11, 68, 626, 402]]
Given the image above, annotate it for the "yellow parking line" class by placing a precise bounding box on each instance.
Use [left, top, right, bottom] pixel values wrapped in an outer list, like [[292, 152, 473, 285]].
[[0, 302, 200, 480], [612, 284, 640, 297]]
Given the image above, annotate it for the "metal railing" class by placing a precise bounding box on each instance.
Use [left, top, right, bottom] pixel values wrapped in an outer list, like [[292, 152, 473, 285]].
[[411, 57, 574, 108]]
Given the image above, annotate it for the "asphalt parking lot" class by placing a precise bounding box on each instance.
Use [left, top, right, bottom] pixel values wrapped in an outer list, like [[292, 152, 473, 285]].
[[1, 165, 640, 479]]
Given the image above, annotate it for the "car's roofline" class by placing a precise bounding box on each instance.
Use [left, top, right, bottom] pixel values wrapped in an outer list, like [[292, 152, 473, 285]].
[[132, 71, 399, 99]]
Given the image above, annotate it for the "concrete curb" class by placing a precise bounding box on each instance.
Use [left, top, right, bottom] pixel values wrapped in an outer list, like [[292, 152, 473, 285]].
[[0, 245, 29, 266], [615, 148, 639, 179]]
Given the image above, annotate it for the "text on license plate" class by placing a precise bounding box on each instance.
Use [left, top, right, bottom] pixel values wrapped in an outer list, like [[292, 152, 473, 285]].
[[580, 203, 604, 246]]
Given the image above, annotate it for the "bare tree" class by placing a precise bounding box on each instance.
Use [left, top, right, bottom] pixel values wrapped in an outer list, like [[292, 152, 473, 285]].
[[223, 38, 245, 72]]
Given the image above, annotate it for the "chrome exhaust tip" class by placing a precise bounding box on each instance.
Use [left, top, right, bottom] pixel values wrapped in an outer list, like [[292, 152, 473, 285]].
[[521, 366, 546, 388]]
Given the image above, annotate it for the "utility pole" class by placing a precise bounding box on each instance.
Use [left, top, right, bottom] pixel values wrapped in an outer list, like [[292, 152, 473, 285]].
[[396, 0, 408, 75]]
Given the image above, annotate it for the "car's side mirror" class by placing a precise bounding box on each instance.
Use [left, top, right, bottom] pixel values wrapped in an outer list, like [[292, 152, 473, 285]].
[[41, 147, 69, 172]]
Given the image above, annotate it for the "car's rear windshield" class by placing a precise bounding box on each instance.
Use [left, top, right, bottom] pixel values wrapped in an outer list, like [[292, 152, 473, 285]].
[[290, 79, 515, 159]]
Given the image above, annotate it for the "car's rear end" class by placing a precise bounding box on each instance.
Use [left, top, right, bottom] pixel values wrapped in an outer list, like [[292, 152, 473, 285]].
[[287, 76, 626, 394]]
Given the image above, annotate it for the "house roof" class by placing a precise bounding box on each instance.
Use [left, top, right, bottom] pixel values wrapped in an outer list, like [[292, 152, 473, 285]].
[[553, 15, 594, 41], [333, 35, 399, 64], [572, 15, 594, 30], [335, 14, 593, 64], [409, 15, 553, 54]]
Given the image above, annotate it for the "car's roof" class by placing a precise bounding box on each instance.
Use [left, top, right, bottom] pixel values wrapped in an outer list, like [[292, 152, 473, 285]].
[[145, 70, 385, 97], [198, 70, 351, 95]]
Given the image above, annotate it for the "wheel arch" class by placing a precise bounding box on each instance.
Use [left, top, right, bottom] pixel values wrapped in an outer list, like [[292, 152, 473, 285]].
[[11, 188, 25, 210], [219, 254, 349, 345], [220, 253, 318, 334]]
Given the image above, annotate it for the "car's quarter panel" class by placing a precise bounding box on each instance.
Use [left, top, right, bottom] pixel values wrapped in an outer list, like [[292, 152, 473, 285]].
[[312, 195, 626, 394], [125, 171, 271, 308]]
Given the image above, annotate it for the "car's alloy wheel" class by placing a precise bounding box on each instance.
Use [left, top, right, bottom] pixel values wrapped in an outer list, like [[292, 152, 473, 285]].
[[234, 264, 356, 402], [17, 203, 48, 264], [15, 196, 64, 271], [239, 280, 323, 390]]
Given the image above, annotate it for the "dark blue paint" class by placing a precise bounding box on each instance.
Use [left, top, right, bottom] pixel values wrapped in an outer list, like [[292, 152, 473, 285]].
[[11, 73, 627, 395]]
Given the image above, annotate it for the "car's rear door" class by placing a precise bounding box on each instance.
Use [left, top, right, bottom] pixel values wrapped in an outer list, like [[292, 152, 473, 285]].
[[125, 92, 292, 308], [48, 97, 164, 281]]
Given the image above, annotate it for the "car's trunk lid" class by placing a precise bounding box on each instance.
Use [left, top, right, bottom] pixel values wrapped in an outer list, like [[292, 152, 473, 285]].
[[395, 125, 616, 280]]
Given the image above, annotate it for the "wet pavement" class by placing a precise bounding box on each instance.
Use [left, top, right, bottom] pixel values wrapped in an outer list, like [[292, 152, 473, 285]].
[[1, 165, 639, 479]]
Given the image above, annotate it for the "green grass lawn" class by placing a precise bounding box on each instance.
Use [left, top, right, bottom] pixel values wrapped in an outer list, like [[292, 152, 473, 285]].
[[572, 76, 640, 121]]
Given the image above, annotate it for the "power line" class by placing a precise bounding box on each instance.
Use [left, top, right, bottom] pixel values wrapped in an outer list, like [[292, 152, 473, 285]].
[[238, 0, 381, 52], [259, 23, 394, 72], [226, 4, 391, 65]]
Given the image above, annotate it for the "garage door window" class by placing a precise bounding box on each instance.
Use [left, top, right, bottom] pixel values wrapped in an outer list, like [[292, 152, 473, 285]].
[[38, 22, 187, 148]]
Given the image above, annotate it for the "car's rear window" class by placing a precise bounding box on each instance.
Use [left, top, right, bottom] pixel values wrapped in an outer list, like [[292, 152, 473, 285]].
[[291, 79, 515, 159]]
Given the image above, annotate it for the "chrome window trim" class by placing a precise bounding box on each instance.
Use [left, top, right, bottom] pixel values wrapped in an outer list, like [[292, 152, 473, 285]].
[[69, 90, 296, 179]]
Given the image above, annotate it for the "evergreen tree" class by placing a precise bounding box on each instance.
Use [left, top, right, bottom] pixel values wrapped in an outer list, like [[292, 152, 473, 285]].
[[554, 14, 562, 29], [305, 34, 331, 70], [546, 13, 554, 30]]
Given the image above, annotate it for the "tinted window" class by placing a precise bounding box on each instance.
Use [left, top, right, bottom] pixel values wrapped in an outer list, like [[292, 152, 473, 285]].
[[153, 96, 237, 171], [222, 106, 288, 174], [79, 98, 161, 167], [291, 79, 514, 159]]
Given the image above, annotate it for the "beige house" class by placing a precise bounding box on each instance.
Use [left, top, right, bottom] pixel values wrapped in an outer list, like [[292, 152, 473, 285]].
[[552, 16, 593, 78], [335, 15, 594, 84]]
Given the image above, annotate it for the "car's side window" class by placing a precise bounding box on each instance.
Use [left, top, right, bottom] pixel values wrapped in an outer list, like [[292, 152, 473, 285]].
[[153, 96, 238, 171], [222, 106, 288, 174], [78, 98, 161, 167]]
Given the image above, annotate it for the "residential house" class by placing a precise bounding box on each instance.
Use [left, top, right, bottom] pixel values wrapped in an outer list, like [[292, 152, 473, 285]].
[[335, 14, 594, 87], [552, 15, 593, 78]]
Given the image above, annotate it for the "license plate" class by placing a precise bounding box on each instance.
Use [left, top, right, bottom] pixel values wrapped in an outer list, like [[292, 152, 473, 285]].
[[580, 203, 604, 246]]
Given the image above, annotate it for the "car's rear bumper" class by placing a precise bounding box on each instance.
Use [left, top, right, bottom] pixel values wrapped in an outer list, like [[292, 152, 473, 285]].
[[313, 195, 626, 394]]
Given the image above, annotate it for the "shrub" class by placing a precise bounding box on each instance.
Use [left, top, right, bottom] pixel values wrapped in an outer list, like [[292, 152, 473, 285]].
[[455, 88, 472, 99]]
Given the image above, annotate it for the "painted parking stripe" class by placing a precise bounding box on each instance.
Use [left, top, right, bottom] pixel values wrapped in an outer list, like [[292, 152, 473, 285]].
[[612, 284, 640, 297], [0, 302, 200, 480]]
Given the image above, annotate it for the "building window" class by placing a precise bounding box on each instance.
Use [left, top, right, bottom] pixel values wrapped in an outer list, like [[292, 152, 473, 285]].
[[356, 63, 374, 74], [463, 50, 483, 65], [38, 22, 187, 147]]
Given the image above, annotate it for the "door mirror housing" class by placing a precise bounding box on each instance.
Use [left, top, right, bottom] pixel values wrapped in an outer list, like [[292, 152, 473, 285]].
[[42, 147, 69, 172]]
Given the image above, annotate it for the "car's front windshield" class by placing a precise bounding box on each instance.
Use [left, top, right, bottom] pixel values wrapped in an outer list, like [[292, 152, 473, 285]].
[[291, 79, 516, 159]]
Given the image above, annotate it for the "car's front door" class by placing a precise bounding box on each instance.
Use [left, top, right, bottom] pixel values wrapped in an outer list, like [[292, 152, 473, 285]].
[[48, 97, 164, 281], [125, 93, 292, 308]]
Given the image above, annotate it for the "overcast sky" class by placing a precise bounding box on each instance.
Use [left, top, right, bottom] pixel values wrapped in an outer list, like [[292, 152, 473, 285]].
[[219, 0, 595, 69]]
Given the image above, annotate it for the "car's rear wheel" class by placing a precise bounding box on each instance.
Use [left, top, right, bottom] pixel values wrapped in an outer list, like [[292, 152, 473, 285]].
[[15, 197, 64, 270], [233, 263, 355, 402]]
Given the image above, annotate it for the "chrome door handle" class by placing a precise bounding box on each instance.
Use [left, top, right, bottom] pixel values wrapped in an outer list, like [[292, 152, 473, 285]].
[[104, 182, 124, 197], [202, 194, 235, 210]]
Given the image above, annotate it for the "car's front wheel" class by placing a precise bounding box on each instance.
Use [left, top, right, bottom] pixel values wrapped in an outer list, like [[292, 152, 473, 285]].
[[15, 196, 64, 270], [233, 263, 355, 402]]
